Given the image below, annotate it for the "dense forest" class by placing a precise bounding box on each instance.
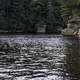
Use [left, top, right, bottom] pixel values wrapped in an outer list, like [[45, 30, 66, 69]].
[[0, 0, 80, 34]]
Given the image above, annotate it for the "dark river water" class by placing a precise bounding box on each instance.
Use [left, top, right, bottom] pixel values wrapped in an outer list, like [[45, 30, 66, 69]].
[[0, 35, 80, 80]]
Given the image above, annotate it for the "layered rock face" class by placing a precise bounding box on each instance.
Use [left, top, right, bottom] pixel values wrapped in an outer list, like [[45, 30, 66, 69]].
[[62, 16, 80, 37]]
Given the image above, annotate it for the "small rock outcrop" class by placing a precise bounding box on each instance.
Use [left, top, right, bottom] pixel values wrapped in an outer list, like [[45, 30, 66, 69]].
[[36, 22, 47, 34], [62, 15, 80, 37]]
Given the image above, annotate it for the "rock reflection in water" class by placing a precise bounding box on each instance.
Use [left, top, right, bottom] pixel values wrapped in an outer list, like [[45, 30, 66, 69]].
[[0, 35, 79, 80]]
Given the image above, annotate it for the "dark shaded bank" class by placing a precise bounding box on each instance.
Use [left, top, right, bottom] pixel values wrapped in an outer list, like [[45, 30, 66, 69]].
[[0, 31, 36, 35], [0, 32, 61, 35], [0, 26, 62, 35]]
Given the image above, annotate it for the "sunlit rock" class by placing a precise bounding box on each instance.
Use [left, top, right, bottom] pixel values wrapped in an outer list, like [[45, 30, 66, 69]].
[[62, 15, 80, 37]]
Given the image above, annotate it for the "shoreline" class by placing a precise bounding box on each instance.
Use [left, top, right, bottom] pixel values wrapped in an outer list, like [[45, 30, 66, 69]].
[[0, 32, 79, 38]]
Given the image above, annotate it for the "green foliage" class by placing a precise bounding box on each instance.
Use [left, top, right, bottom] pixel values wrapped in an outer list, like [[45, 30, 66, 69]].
[[60, 0, 80, 23], [0, 0, 65, 34], [46, 0, 65, 33]]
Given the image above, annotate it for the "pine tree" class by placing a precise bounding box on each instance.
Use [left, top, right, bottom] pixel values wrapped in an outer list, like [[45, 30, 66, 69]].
[[0, 0, 65, 34], [46, 0, 64, 33]]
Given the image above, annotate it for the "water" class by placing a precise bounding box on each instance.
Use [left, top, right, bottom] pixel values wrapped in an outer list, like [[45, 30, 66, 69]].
[[0, 35, 79, 80]]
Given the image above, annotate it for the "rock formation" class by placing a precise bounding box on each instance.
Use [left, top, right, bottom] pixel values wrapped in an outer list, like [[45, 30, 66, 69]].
[[62, 15, 80, 37]]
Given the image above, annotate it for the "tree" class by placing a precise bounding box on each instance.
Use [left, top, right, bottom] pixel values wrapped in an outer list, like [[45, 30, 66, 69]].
[[60, 0, 80, 24], [46, 0, 65, 33], [0, 0, 65, 34]]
